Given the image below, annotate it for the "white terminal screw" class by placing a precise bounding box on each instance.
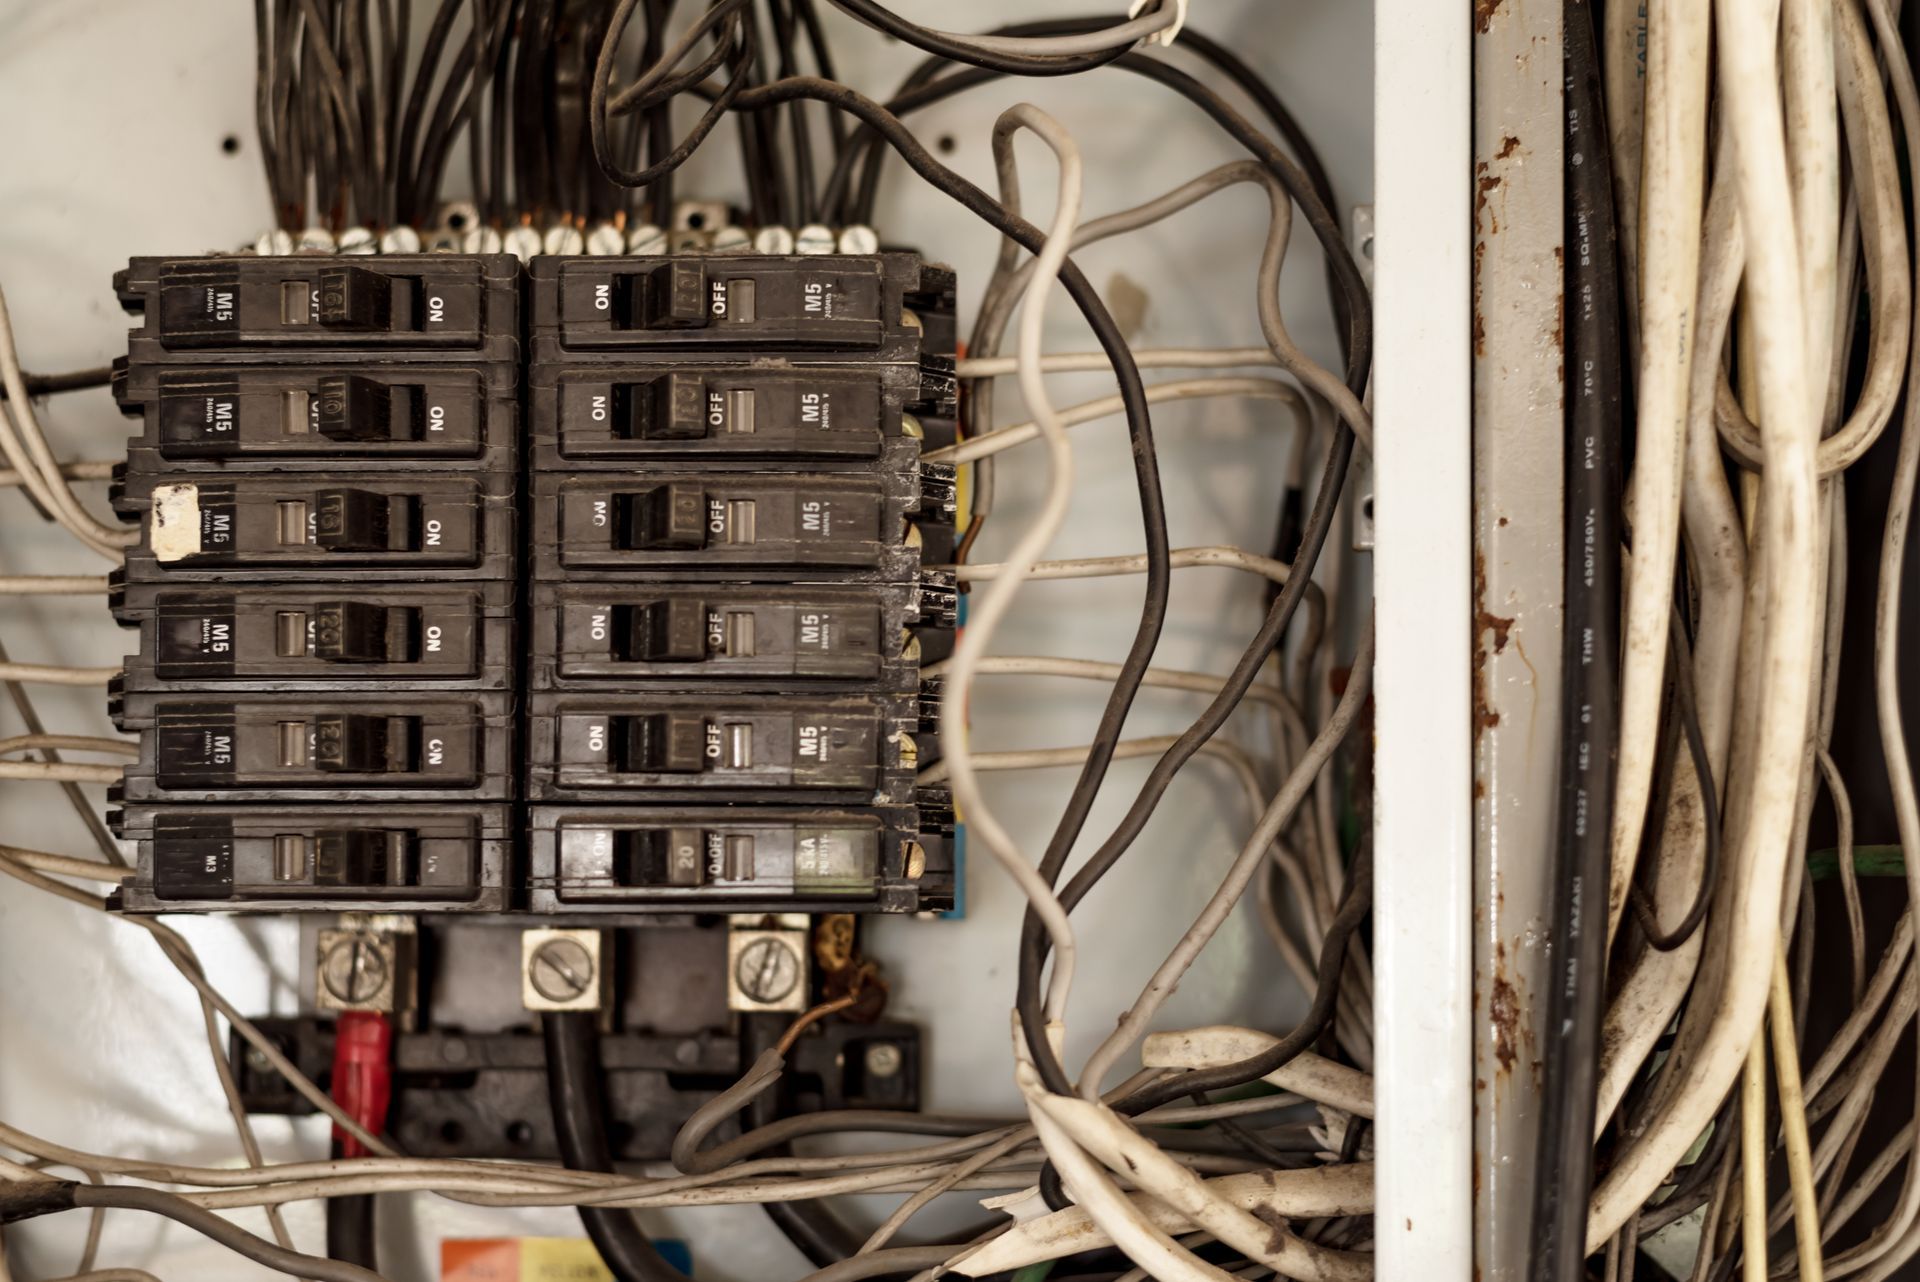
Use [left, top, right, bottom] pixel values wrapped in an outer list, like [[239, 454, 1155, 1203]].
[[734, 936, 802, 1006], [529, 937, 596, 1004], [864, 1042, 903, 1078]]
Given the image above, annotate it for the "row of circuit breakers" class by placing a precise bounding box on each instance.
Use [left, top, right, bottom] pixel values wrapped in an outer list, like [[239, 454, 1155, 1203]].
[[103, 252, 960, 917]]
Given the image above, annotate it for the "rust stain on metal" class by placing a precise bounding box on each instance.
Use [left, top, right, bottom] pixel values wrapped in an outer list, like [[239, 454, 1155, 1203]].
[[1489, 940, 1520, 1075], [1475, 0, 1505, 33], [1496, 134, 1522, 159], [1478, 609, 1514, 655], [1473, 552, 1503, 734], [1476, 168, 1504, 234]]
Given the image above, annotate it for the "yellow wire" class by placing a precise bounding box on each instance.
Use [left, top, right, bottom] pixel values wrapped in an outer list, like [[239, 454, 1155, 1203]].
[[1770, 937, 1826, 1281], [1742, 1032, 1769, 1282]]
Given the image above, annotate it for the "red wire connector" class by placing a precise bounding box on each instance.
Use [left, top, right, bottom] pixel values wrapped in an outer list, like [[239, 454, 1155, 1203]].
[[329, 1010, 393, 1159]]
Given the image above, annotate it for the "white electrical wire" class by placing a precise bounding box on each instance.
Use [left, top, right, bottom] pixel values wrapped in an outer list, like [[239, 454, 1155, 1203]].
[[0, 461, 115, 487], [0, 661, 121, 687], [1603, 0, 1715, 949], [1074, 618, 1373, 1098], [0, 761, 123, 784], [922, 4, 1178, 56], [0, 284, 136, 558], [956, 348, 1280, 378], [0, 576, 110, 595], [1589, 0, 1824, 1248], [1014, 1063, 1232, 1282], [928, 376, 1313, 466], [938, 103, 1085, 1033]]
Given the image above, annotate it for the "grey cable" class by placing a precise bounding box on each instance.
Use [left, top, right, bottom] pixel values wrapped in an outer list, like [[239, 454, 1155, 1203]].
[[38, 1184, 389, 1282]]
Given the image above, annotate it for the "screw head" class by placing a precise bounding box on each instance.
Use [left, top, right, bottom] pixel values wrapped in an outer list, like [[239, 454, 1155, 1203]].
[[837, 225, 880, 255], [864, 1042, 903, 1079], [320, 934, 389, 1005], [529, 937, 596, 1004], [734, 936, 802, 1005], [441, 1038, 470, 1065]]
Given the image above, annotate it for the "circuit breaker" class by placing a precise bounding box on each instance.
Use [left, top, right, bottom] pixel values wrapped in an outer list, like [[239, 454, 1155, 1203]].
[[105, 249, 958, 915], [108, 254, 524, 911], [523, 252, 959, 913]]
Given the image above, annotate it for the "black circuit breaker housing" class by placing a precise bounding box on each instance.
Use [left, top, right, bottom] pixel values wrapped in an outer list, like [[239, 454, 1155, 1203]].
[[112, 804, 512, 912], [527, 804, 953, 914], [114, 361, 519, 473], [528, 357, 956, 465], [115, 255, 524, 364], [532, 447, 945, 584], [529, 254, 955, 362], [113, 580, 516, 693], [112, 690, 515, 803], [529, 575, 955, 692], [112, 471, 518, 584], [525, 691, 918, 804]]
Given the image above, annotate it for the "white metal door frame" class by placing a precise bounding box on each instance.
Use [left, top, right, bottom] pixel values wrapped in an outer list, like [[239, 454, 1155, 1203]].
[[1372, 2, 1476, 1276]]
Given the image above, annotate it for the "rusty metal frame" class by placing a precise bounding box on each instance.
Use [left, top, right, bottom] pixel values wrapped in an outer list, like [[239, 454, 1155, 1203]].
[[1372, 2, 1477, 1276], [1469, 1, 1568, 1279]]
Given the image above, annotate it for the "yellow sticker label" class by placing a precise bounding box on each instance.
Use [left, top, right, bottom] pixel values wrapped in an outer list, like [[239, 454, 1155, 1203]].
[[441, 1239, 614, 1282]]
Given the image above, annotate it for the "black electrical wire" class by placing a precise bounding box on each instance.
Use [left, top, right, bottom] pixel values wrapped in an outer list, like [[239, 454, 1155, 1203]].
[[831, 16, 1349, 360], [1010, 45, 1373, 1092], [816, 49, 1365, 388], [691, 55, 1362, 1099], [1125, 847, 1372, 1110], [1189, 1093, 1306, 1169], [767, 0, 818, 224], [413, 0, 519, 226], [821, 0, 1154, 77], [484, 0, 519, 225], [15, 367, 112, 397], [792, 0, 849, 160], [1017, 417, 1356, 1099], [378, 0, 405, 199], [342, 0, 378, 201], [512, 0, 557, 222], [393, 0, 466, 225], [324, 1142, 378, 1273], [1528, 2, 1623, 1275], [548, 2, 592, 220], [295, 0, 370, 222], [1625, 618, 1719, 951], [542, 1012, 687, 1281], [410, 35, 483, 222], [299, 15, 338, 224], [739, 1013, 868, 1268], [253, 0, 285, 221], [641, 0, 678, 224], [697, 75, 1180, 1099], [467, 0, 499, 223], [591, 0, 756, 193], [819, 13, 1347, 580], [740, 5, 790, 226]]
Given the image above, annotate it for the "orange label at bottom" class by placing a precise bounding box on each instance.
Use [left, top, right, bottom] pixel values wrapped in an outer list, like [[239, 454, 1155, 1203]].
[[442, 1238, 615, 1282]]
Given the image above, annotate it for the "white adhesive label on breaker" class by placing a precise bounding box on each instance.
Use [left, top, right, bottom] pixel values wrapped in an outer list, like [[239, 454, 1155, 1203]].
[[150, 482, 203, 562]]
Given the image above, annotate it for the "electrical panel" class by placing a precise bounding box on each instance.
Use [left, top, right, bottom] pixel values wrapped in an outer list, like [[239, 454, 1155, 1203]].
[[106, 250, 957, 915]]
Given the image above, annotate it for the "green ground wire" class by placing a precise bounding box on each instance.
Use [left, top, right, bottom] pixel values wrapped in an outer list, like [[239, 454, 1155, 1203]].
[[1807, 845, 1905, 881]]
